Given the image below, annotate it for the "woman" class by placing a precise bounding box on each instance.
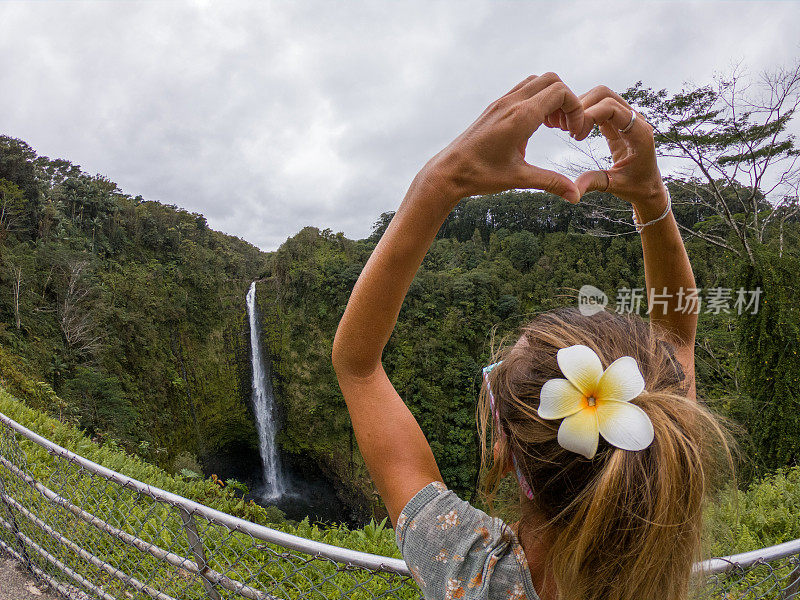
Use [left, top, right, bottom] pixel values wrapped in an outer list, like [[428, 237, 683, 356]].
[[332, 73, 730, 600]]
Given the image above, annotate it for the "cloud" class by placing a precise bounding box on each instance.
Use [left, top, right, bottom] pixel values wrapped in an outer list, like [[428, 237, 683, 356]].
[[0, 1, 798, 250]]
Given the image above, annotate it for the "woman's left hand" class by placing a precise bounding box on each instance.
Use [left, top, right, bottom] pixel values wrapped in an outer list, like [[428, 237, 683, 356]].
[[425, 72, 590, 203], [548, 85, 666, 211]]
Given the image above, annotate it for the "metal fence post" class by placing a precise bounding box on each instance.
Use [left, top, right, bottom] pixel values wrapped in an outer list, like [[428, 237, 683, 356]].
[[178, 506, 222, 600]]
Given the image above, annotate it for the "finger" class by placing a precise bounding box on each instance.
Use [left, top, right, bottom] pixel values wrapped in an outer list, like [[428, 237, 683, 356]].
[[519, 81, 586, 137], [583, 97, 633, 129], [516, 163, 581, 204], [574, 170, 611, 198], [580, 88, 655, 142], [574, 85, 638, 141], [553, 111, 570, 131], [511, 71, 562, 101], [544, 106, 566, 129], [544, 109, 567, 130], [503, 74, 538, 98], [584, 98, 652, 145], [572, 90, 596, 139], [580, 85, 635, 112], [514, 74, 587, 137], [598, 122, 620, 143]]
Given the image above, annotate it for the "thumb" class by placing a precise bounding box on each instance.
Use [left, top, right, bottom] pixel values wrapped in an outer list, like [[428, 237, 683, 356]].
[[516, 163, 581, 204], [574, 170, 611, 198]]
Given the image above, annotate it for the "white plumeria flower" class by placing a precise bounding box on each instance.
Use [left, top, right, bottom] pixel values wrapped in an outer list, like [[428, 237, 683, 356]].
[[538, 344, 654, 459]]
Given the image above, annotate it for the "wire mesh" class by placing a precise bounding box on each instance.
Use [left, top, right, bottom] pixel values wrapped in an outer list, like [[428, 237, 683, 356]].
[[695, 556, 800, 600], [0, 411, 799, 600]]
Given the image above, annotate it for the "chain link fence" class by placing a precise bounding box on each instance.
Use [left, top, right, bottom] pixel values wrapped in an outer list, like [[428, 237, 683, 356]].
[[1, 410, 799, 600]]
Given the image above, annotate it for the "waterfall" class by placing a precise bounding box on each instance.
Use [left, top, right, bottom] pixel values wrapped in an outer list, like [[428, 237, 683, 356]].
[[246, 281, 285, 500]]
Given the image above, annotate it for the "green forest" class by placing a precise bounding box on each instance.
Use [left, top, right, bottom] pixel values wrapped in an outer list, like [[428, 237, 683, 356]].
[[1, 72, 799, 540]]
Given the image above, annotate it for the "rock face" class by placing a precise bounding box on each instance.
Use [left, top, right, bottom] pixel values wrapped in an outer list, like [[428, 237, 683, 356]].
[[256, 232, 380, 520]]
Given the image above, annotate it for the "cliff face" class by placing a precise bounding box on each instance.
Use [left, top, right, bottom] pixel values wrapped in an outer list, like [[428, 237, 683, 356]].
[[0, 271, 265, 475], [255, 273, 376, 520], [166, 292, 262, 474], [0, 135, 268, 475]]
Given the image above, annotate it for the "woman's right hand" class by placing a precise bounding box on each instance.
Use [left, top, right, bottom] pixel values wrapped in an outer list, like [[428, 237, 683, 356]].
[[549, 85, 667, 214], [425, 72, 590, 204]]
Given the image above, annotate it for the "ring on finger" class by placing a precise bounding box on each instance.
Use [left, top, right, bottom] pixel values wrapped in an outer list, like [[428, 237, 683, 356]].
[[603, 170, 611, 191], [620, 110, 636, 134]]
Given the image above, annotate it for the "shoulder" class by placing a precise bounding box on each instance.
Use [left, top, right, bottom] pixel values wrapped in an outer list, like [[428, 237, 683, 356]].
[[395, 481, 540, 600]]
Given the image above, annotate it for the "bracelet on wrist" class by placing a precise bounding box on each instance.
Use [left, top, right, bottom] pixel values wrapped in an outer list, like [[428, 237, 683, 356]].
[[632, 187, 672, 233]]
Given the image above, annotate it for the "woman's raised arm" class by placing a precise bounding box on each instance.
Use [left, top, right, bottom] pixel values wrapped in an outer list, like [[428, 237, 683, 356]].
[[569, 86, 698, 399], [332, 73, 588, 524]]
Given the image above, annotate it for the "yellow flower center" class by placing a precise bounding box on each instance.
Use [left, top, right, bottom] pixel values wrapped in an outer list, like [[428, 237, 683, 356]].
[[586, 396, 597, 407]]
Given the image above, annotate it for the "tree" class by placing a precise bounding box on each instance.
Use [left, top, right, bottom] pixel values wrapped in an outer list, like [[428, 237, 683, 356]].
[[63, 366, 139, 439], [559, 62, 800, 256], [1, 245, 32, 331], [624, 61, 800, 263], [369, 211, 395, 242], [0, 178, 25, 243], [0, 137, 42, 236], [737, 248, 800, 472], [58, 260, 101, 357], [10, 263, 22, 330], [614, 62, 800, 475]]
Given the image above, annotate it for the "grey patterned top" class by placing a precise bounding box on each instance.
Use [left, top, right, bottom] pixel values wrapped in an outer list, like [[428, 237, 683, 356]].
[[395, 481, 540, 600]]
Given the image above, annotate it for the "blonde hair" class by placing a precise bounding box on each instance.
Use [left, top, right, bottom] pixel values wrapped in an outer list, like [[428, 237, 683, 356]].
[[478, 307, 734, 600]]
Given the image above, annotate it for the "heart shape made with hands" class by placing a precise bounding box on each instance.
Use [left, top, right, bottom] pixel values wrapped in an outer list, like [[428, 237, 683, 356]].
[[436, 74, 663, 209], [532, 81, 660, 207]]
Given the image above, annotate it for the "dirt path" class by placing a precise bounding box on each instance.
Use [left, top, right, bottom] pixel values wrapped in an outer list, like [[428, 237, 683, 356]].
[[0, 550, 63, 600]]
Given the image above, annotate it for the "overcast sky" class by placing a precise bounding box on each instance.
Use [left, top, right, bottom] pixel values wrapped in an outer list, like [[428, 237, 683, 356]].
[[1, 1, 798, 250]]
